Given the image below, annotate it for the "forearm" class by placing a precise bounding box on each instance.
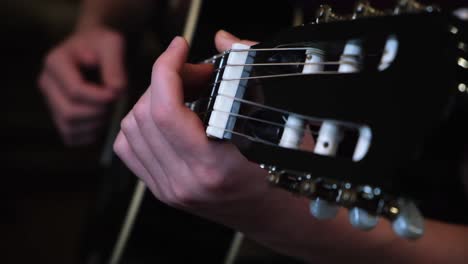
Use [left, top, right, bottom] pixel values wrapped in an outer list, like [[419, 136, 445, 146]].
[[219, 175, 468, 263], [76, 0, 155, 31]]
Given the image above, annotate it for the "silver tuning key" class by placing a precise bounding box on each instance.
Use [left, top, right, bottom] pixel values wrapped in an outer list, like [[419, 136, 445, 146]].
[[392, 199, 425, 239], [349, 208, 379, 230], [310, 197, 339, 220], [310, 28, 365, 221], [310, 122, 342, 220], [347, 185, 379, 230]]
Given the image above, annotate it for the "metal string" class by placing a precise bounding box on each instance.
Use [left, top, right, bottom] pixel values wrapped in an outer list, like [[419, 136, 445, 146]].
[[213, 60, 360, 73], [211, 70, 349, 85], [193, 94, 362, 129], [207, 108, 320, 136], [207, 124, 280, 147], [202, 47, 362, 64]]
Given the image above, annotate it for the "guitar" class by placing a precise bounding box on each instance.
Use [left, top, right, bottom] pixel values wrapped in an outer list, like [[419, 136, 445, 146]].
[[189, 1, 468, 240]]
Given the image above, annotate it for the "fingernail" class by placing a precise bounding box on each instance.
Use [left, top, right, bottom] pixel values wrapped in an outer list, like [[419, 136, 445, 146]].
[[168, 36, 183, 49]]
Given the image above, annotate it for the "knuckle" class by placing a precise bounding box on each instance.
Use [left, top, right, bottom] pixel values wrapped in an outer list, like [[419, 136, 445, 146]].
[[113, 136, 125, 158], [193, 164, 229, 194], [59, 108, 75, 124], [66, 85, 82, 101], [171, 184, 197, 206], [133, 102, 147, 124], [45, 46, 67, 66], [151, 59, 170, 79], [44, 52, 58, 67], [120, 114, 135, 134], [151, 103, 173, 129], [151, 61, 160, 76]]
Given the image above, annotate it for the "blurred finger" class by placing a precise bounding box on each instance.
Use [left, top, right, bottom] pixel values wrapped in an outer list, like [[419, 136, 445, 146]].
[[39, 74, 107, 124], [214, 30, 257, 52], [45, 51, 115, 105], [97, 33, 127, 92], [53, 114, 102, 146]]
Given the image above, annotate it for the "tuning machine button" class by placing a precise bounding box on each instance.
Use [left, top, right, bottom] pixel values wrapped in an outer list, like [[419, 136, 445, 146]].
[[392, 199, 424, 239], [349, 208, 379, 230], [310, 197, 339, 220]]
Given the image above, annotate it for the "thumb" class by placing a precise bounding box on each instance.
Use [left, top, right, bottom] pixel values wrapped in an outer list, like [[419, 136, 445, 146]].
[[214, 30, 257, 52], [150, 36, 189, 107]]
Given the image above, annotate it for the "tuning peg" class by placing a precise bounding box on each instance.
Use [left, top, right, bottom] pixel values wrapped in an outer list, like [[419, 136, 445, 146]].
[[394, 0, 440, 14], [353, 0, 387, 19], [310, 197, 339, 220], [314, 122, 343, 156], [392, 199, 425, 239], [349, 208, 379, 230], [279, 115, 305, 149], [378, 35, 399, 71]]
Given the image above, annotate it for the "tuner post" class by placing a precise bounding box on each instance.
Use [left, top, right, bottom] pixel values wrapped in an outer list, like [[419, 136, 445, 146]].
[[394, 0, 440, 14], [353, 0, 388, 19], [315, 5, 348, 23]]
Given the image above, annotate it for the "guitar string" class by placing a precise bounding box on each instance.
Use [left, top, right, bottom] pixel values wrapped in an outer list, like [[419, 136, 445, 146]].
[[212, 60, 360, 73], [195, 48, 365, 135], [195, 94, 321, 124], [203, 108, 320, 136], [202, 48, 363, 63], [206, 123, 281, 147], [203, 48, 323, 63], [210, 70, 352, 86], [192, 94, 363, 129]]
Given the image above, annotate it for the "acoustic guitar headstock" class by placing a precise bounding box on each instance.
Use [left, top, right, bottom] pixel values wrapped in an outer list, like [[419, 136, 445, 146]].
[[191, 0, 468, 239]]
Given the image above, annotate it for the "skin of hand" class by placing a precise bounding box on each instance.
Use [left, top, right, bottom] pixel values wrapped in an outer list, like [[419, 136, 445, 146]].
[[114, 31, 261, 217], [114, 31, 468, 263], [38, 26, 127, 146]]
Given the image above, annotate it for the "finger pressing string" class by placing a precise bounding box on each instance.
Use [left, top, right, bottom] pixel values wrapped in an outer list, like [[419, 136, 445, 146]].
[[215, 30, 257, 52]]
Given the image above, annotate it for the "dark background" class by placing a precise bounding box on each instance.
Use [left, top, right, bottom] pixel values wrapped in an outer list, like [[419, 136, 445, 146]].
[[2, 1, 104, 263]]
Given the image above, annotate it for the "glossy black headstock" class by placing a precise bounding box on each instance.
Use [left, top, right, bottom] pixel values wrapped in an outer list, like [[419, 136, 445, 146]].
[[192, 3, 468, 239]]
